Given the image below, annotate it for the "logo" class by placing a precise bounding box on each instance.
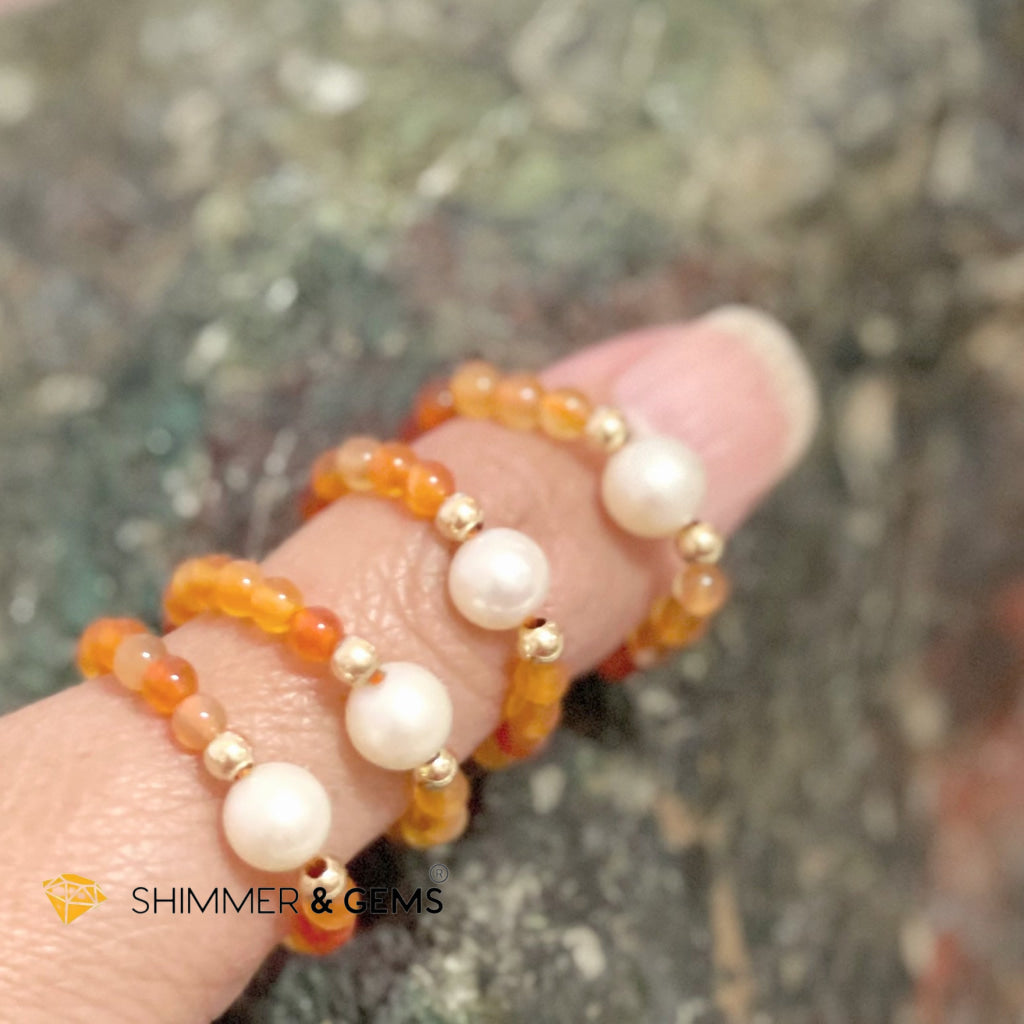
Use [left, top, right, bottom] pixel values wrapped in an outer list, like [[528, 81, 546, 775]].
[[43, 874, 107, 924]]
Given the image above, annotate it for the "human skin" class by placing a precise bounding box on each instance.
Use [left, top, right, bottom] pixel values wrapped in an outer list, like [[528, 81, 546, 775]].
[[0, 306, 817, 1022]]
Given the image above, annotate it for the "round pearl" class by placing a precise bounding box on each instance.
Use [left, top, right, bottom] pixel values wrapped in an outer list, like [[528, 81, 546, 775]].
[[601, 436, 706, 538], [345, 662, 453, 771], [448, 527, 551, 630], [222, 762, 331, 872]]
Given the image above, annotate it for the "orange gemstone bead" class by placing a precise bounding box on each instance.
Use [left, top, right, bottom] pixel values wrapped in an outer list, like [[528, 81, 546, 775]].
[[76, 617, 148, 678], [650, 596, 708, 648], [141, 654, 198, 715], [472, 734, 517, 770], [672, 563, 730, 617], [410, 767, 470, 818], [450, 360, 499, 419], [170, 693, 227, 751], [368, 442, 417, 498], [538, 387, 591, 440], [251, 577, 303, 634], [215, 560, 263, 618], [298, 895, 358, 931], [284, 910, 357, 955], [413, 379, 457, 433], [310, 450, 348, 503], [287, 606, 343, 663], [336, 436, 379, 492], [167, 555, 231, 619], [626, 620, 663, 669], [163, 587, 194, 629], [112, 633, 168, 692], [299, 488, 329, 521], [398, 802, 470, 849], [494, 719, 550, 760], [404, 460, 455, 518], [505, 698, 561, 744], [166, 563, 200, 620], [502, 660, 570, 720], [494, 373, 544, 430]]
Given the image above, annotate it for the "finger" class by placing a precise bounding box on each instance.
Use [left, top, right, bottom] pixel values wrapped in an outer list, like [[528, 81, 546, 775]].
[[0, 306, 818, 1023]]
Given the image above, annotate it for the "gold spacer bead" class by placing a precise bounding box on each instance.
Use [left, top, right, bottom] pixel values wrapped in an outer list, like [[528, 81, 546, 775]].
[[413, 748, 459, 789], [584, 406, 631, 454], [202, 730, 254, 782], [297, 855, 352, 928], [330, 636, 379, 687], [675, 521, 725, 564], [434, 492, 484, 543], [516, 617, 565, 663]]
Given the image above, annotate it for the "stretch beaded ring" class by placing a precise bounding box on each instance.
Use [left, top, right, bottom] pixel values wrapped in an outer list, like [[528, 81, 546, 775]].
[[297, 439, 571, 772], [75, 617, 358, 955], [162, 556, 471, 849], [403, 363, 731, 689]]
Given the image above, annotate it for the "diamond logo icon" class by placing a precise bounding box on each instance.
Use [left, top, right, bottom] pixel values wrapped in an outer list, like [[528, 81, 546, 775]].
[[43, 874, 107, 924]]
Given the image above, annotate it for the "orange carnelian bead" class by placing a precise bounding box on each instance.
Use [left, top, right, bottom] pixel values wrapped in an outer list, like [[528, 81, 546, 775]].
[[141, 654, 198, 715], [284, 910, 357, 955], [298, 896, 358, 932], [336, 436, 379, 492], [472, 734, 517, 770], [650, 596, 708, 648], [399, 802, 470, 849], [495, 720, 548, 760], [538, 387, 592, 441], [171, 693, 228, 751], [299, 487, 329, 521], [168, 554, 231, 618], [404, 459, 455, 518], [163, 586, 194, 629], [672, 563, 730, 617], [165, 562, 201, 619], [626, 619, 663, 669], [505, 698, 561, 744], [450, 360, 500, 419], [310, 450, 348, 503], [502, 660, 570, 720], [413, 379, 457, 433], [215, 559, 263, 618], [597, 644, 635, 683], [76, 617, 148, 678], [368, 442, 417, 498], [113, 633, 168, 691], [251, 577, 303, 634], [494, 373, 544, 430], [410, 767, 470, 818], [287, 606, 343, 663]]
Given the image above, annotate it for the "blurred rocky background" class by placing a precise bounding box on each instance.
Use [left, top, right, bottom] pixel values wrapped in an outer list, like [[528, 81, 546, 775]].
[[2, 0, 1024, 1020]]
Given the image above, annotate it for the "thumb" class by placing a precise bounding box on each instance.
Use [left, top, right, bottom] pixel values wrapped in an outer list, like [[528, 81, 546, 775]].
[[0, 306, 818, 1023]]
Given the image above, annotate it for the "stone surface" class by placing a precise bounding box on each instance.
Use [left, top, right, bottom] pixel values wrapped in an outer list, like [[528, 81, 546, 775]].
[[2, 0, 1024, 1021]]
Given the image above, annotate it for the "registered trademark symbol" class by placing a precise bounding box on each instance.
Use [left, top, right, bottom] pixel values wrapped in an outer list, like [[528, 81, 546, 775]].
[[428, 863, 449, 884]]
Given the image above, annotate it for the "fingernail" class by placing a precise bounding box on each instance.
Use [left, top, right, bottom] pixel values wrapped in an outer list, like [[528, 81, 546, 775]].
[[698, 306, 819, 470], [611, 305, 819, 523]]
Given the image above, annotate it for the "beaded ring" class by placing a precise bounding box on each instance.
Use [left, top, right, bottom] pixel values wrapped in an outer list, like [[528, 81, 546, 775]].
[[75, 617, 358, 955], [298, 438, 572, 773], [162, 556, 472, 848], [402, 362, 731, 692]]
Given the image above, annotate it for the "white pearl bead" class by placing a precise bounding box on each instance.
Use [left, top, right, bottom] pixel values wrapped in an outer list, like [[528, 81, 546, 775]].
[[601, 435, 706, 538], [222, 762, 331, 872], [345, 662, 453, 772], [447, 527, 551, 630]]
